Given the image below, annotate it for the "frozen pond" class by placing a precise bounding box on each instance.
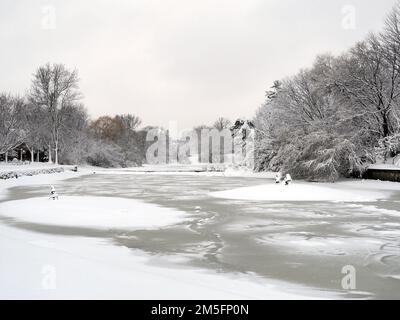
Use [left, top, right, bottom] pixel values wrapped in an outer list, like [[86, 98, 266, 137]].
[[2, 173, 400, 299]]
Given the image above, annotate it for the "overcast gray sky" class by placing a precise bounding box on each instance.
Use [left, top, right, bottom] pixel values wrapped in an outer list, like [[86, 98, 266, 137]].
[[0, 0, 397, 129]]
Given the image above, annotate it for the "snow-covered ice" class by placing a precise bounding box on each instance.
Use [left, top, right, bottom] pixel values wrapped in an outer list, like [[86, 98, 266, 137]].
[[210, 181, 397, 202], [0, 224, 335, 299], [256, 232, 385, 256], [0, 169, 339, 299], [2, 167, 400, 299], [0, 196, 188, 230]]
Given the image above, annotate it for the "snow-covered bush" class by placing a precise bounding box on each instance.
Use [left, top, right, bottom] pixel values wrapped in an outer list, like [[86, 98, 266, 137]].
[[89, 115, 146, 167], [86, 142, 124, 168], [255, 128, 365, 182], [376, 133, 400, 162], [284, 133, 364, 181]]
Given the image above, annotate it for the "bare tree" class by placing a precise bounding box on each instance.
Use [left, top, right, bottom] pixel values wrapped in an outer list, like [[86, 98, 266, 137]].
[[213, 117, 231, 131], [29, 63, 82, 164], [0, 94, 26, 162], [115, 114, 142, 131], [23, 103, 48, 162]]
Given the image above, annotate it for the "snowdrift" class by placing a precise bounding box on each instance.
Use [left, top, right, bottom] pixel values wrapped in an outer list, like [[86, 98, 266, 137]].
[[210, 182, 389, 202], [0, 196, 187, 230]]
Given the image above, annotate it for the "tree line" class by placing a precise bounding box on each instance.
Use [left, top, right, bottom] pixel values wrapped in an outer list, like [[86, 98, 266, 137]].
[[0, 63, 149, 167], [0, 62, 234, 167], [254, 3, 400, 181]]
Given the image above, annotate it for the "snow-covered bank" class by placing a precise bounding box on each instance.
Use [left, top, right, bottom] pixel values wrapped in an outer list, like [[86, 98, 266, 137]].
[[368, 164, 400, 171], [0, 224, 336, 299], [210, 180, 400, 202], [0, 162, 59, 172], [0, 163, 68, 179], [0, 196, 188, 230], [0, 166, 90, 201], [0, 167, 64, 180]]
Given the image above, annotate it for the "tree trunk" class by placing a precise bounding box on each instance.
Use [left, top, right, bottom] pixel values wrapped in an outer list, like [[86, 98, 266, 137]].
[[54, 141, 58, 165], [48, 144, 52, 163], [383, 113, 390, 138], [26, 145, 34, 163], [5, 152, 8, 163], [37, 151, 40, 162]]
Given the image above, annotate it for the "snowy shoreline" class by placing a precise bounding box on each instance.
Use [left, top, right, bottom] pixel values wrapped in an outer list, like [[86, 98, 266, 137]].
[[0, 165, 65, 180], [0, 165, 89, 201]]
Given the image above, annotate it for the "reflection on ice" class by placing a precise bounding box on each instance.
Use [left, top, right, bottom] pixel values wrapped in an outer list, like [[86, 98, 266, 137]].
[[256, 232, 384, 256]]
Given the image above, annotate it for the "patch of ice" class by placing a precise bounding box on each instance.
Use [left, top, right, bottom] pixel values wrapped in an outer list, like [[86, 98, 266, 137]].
[[256, 232, 384, 256], [345, 204, 400, 217], [344, 221, 400, 237], [224, 219, 328, 232]]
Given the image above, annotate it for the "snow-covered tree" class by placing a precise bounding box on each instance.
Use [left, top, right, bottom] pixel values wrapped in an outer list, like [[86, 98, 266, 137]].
[[254, 4, 400, 181]]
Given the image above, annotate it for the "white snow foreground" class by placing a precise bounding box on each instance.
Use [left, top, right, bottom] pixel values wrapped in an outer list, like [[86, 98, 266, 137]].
[[0, 224, 336, 299], [0, 196, 187, 230], [210, 181, 398, 202]]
